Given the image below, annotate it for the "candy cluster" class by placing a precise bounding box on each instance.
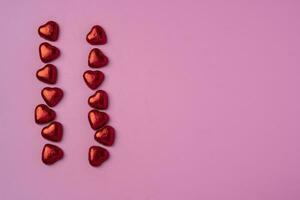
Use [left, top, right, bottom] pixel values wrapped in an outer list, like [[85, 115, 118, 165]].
[[35, 21, 64, 165], [84, 25, 115, 167]]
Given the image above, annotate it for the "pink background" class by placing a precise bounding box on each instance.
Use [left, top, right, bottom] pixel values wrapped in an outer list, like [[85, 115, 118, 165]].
[[1, 0, 300, 199]]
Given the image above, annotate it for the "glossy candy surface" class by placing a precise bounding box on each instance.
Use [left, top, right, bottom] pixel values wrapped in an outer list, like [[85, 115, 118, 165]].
[[41, 87, 63, 107], [94, 125, 115, 146], [35, 104, 56, 124], [88, 48, 108, 68], [42, 144, 64, 165], [83, 70, 104, 90], [86, 25, 107, 45], [88, 90, 108, 109], [88, 110, 109, 130], [88, 146, 109, 167], [39, 42, 60, 63], [41, 121, 63, 142], [38, 21, 59, 41], [36, 64, 57, 84]]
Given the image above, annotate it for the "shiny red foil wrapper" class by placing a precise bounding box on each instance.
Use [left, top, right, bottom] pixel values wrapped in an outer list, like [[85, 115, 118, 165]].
[[94, 125, 115, 146], [83, 70, 104, 90], [39, 42, 60, 63], [41, 121, 63, 142], [86, 25, 107, 45], [35, 104, 56, 124], [41, 87, 63, 107], [88, 110, 109, 130], [88, 146, 109, 167], [88, 90, 108, 109], [42, 144, 64, 165], [38, 21, 59, 42], [88, 48, 108, 68], [36, 64, 57, 84]]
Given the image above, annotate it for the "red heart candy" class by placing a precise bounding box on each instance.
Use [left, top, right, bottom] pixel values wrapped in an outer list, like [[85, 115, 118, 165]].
[[41, 87, 63, 107], [38, 21, 59, 41], [88, 90, 108, 109], [41, 121, 63, 142], [36, 64, 57, 84], [35, 104, 56, 124], [88, 146, 109, 167], [88, 110, 109, 130], [83, 70, 104, 90], [88, 48, 108, 68], [42, 144, 64, 165], [39, 42, 60, 63], [86, 25, 107, 45], [94, 125, 115, 146]]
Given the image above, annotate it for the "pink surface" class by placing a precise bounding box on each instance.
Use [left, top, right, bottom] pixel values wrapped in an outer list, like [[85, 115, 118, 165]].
[[1, 0, 300, 199]]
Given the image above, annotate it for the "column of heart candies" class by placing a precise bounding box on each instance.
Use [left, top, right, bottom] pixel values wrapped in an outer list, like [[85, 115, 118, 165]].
[[84, 25, 115, 167], [35, 21, 64, 165]]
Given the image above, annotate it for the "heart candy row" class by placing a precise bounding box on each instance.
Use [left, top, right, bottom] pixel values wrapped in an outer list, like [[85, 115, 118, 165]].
[[37, 21, 64, 166], [39, 42, 109, 68], [41, 144, 109, 166], [84, 24, 116, 167], [36, 64, 105, 91], [39, 21, 107, 45], [37, 86, 108, 109]]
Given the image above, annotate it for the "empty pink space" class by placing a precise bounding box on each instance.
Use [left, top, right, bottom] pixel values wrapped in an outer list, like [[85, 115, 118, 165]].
[[0, 0, 300, 199]]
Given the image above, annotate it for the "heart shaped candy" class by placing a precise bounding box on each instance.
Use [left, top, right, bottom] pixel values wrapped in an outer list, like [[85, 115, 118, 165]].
[[35, 104, 56, 124], [36, 64, 57, 84], [88, 110, 109, 130], [42, 144, 64, 165], [41, 121, 63, 142], [88, 146, 109, 167], [88, 90, 108, 109], [88, 48, 108, 68], [83, 70, 104, 90], [38, 21, 59, 41], [41, 87, 63, 107], [39, 42, 60, 63], [94, 125, 115, 146], [86, 25, 107, 45]]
